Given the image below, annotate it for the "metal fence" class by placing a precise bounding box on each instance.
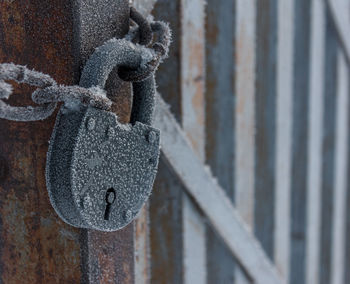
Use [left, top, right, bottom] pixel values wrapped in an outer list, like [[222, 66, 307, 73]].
[[144, 0, 350, 283]]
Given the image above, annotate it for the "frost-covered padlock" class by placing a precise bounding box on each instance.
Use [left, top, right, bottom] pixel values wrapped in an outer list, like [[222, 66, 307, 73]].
[[46, 39, 160, 231]]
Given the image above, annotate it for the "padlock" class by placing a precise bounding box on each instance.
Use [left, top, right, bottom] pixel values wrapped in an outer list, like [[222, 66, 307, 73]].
[[46, 39, 160, 231]]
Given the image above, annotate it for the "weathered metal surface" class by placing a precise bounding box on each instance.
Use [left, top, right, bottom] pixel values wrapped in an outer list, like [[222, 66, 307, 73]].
[[0, 1, 81, 282], [306, 1, 325, 283], [289, 1, 312, 283], [183, 195, 206, 284], [205, 0, 235, 212], [345, 92, 350, 284], [149, 1, 185, 283], [81, 228, 134, 283], [205, 0, 236, 281], [75, 0, 135, 282], [151, 0, 207, 282], [327, 0, 350, 64], [255, 0, 277, 260], [0, 0, 135, 282], [330, 49, 348, 284], [154, 95, 284, 284], [234, 0, 256, 283], [206, 227, 236, 283], [76, 0, 131, 123], [234, 0, 255, 232], [275, 0, 293, 280], [151, 0, 181, 122], [0, 156, 8, 183], [134, 204, 150, 284], [180, 0, 207, 282], [181, 0, 205, 158], [319, 12, 338, 284], [150, 156, 184, 284]]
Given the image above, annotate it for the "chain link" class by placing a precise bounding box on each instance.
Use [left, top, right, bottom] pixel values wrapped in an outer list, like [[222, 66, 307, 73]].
[[0, 7, 171, 121]]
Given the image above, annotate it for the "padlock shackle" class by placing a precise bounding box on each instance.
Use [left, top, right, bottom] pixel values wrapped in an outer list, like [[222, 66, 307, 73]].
[[130, 75, 155, 126], [79, 39, 156, 126]]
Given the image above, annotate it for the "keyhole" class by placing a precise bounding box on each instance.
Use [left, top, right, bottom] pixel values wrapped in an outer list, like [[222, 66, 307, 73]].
[[104, 188, 116, 220]]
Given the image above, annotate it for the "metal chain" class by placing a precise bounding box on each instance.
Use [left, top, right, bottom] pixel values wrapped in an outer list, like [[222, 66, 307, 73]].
[[0, 7, 171, 122], [118, 20, 171, 82]]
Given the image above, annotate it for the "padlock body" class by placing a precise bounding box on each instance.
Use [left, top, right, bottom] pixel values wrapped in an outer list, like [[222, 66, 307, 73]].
[[46, 105, 160, 231]]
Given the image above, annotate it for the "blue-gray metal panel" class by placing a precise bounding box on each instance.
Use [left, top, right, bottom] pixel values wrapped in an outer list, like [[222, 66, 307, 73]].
[[306, 1, 326, 283], [290, 0, 312, 283], [330, 49, 348, 284], [275, 0, 294, 279], [319, 11, 338, 284], [345, 67, 350, 284], [149, 1, 184, 283], [254, 0, 278, 260], [150, 156, 184, 284], [205, 0, 236, 282]]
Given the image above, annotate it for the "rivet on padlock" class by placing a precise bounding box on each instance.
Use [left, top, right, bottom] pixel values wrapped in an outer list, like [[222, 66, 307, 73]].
[[46, 39, 161, 232]]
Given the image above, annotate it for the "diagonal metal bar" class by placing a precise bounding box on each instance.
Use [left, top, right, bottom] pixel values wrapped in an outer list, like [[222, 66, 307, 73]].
[[153, 94, 285, 284], [327, 0, 350, 63]]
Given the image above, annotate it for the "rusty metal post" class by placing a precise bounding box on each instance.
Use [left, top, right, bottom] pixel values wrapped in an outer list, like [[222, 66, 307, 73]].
[[0, 1, 134, 283]]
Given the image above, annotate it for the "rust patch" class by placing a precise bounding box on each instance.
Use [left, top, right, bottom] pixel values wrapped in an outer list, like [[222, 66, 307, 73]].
[[84, 226, 134, 283], [134, 204, 150, 284], [184, 29, 205, 157], [0, 1, 82, 283], [0, 0, 134, 283], [150, 157, 184, 284]]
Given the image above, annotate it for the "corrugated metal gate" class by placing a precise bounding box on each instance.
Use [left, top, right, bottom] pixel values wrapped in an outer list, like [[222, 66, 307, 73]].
[[0, 0, 350, 283]]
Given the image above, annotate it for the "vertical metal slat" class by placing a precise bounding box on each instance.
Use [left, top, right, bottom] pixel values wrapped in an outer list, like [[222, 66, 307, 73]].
[[149, 0, 184, 282], [275, 0, 294, 280], [319, 10, 338, 284], [305, 1, 326, 284], [330, 50, 349, 284], [255, 0, 278, 260], [290, 0, 312, 282], [205, 0, 236, 281], [180, 0, 207, 282], [234, 0, 256, 282]]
